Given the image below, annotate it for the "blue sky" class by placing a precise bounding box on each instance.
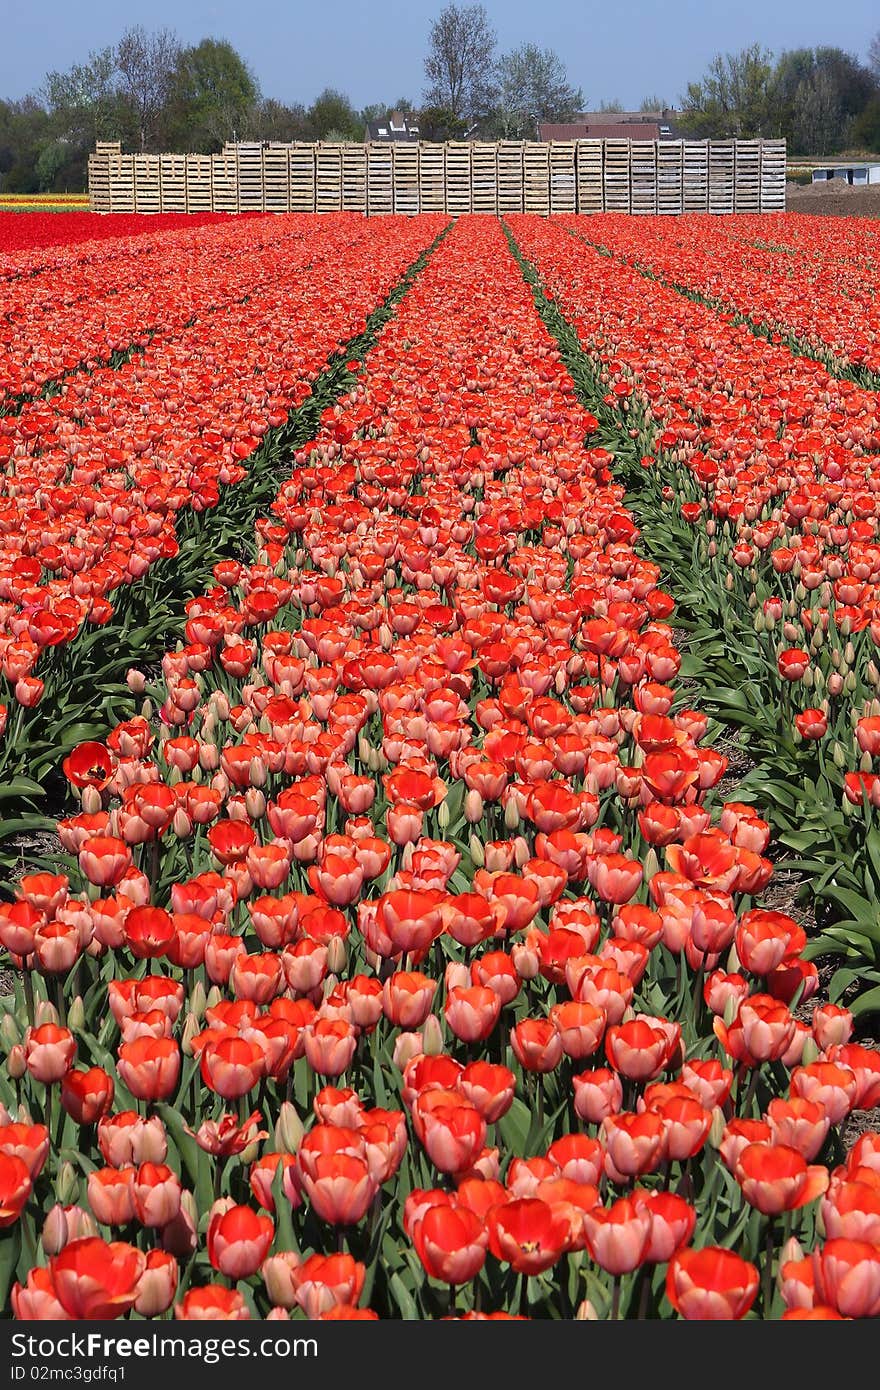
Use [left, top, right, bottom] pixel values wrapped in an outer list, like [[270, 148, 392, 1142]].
[[2, 0, 878, 110]]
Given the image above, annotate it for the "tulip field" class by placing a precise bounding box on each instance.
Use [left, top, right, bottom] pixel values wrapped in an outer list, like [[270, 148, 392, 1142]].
[[2, 207, 880, 1324]]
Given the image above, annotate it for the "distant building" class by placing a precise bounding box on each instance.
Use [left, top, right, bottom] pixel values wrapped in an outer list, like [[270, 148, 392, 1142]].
[[363, 111, 420, 142], [539, 110, 681, 141], [811, 162, 880, 186]]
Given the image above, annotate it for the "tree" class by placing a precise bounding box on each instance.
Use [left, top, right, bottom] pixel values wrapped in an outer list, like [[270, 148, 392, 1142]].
[[854, 95, 880, 151], [43, 46, 126, 148], [494, 43, 582, 137], [115, 25, 180, 152], [162, 39, 259, 151], [790, 69, 843, 154], [248, 98, 310, 143], [306, 88, 361, 141], [679, 44, 775, 138], [772, 46, 877, 152], [416, 104, 468, 140], [423, 4, 497, 124], [598, 99, 623, 113], [870, 31, 880, 79], [639, 95, 668, 112]]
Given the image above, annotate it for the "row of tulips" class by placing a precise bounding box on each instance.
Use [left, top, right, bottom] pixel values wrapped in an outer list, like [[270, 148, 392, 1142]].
[[2, 214, 879, 1320], [0, 216, 446, 790], [566, 213, 880, 381], [0, 212, 240, 281], [508, 213, 880, 1015], [0, 214, 309, 407]]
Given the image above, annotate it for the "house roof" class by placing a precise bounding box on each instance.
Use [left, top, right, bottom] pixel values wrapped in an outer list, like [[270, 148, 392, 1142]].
[[539, 122, 664, 141], [364, 111, 420, 142]]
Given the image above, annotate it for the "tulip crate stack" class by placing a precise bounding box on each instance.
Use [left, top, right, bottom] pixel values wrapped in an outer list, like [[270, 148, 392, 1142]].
[[108, 152, 136, 213], [657, 141, 684, 215], [263, 145, 291, 213], [367, 144, 393, 215], [130, 156, 159, 215], [445, 143, 472, 216], [211, 153, 239, 215], [159, 155, 187, 214], [418, 144, 446, 213], [549, 142, 576, 214], [760, 140, 787, 211], [603, 140, 631, 212], [393, 144, 420, 215], [341, 145, 367, 214], [683, 142, 709, 212], [316, 145, 343, 212], [289, 145, 316, 212], [235, 144, 265, 212], [733, 140, 761, 212], [630, 142, 658, 215], [708, 142, 735, 215], [497, 142, 524, 213], [88, 141, 117, 212], [185, 155, 213, 212], [575, 140, 603, 213], [523, 143, 551, 215], [471, 144, 498, 214]]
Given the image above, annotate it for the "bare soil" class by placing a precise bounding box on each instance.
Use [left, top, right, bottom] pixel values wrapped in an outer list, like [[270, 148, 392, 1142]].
[[785, 181, 880, 218]]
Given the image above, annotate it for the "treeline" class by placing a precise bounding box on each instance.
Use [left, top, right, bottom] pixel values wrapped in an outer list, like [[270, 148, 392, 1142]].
[[2, 10, 880, 193], [679, 41, 880, 154]]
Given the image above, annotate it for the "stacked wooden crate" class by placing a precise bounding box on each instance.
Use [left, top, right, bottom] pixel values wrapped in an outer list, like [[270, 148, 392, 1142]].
[[418, 144, 446, 212], [657, 141, 683, 215], [445, 143, 472, 216], [708, 141, 735, 214], [760, 140, 787, 211], [471, 143, 498, 213], [603, 140, 631, 212], [733, 140, 761, 212], [574, 140, 603, 213], [630, 141, 658, 214], [683, 142, 709, 212], [108, 152, 136, 213], [185, 155, 213, 212], [211, 152, 239, 214], [393, 144, 420, 214], [367, 143, 393, 214], [159, 154, 187, 213], [497, 142, 524, 213], [523, 143, 550, 214], [289, 145, 316, 212], [263, 145, 291, 212], [549, 142, 576, 214], [316, 144, 343, 212], [236, 144, 264, 212], [131, 156, 159, 214], [88, 142, 118, 212], [341, 145, 367, 213]]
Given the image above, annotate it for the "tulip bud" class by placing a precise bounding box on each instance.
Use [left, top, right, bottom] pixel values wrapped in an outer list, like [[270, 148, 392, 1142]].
[[326, 937, 347, 974], [722, 993, 739, 1027], [126, 669, 147, 694], [65, 996, 85, 1033], [245, 789, 266, 821], [799, 1035, 820, 1067], [42, 1204, 69, 1256], [708, 1106, 726, 1147], [392, 1031, 424, 1071], [643, 847, 660, 881], [34, 1001, 59, 1027], [575, 1299, 599, 1321], [778, 1235, 804, 1283], [422, 1013, 444, 1056], [0, 1015, 20, 1050], [469, 833, 484, 868], [504, 797, 521, 831], [206, 986, 223, 1011], [56, 1161, 78, 1205], [81, 786, 103, 815], [437, 799, 450, 831], [464, 789, 484, 824], [172, 808, 192, 839], [511, 942, 540, 981], [140, 699, 154, 721], [239, 1138, 263, 1166], [274, 1102, 305, 1155], [188, 981, 207, 1022], [180, 1012, 199, 1057], [266, 1306, 290, 1320]]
